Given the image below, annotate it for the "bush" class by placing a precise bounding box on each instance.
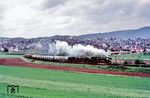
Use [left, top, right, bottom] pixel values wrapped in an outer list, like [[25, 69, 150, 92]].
[[135, 59, 140, 64], [119, 65, 127, 71], [124, 61, 128, 65], [127, 67, 150, 74]]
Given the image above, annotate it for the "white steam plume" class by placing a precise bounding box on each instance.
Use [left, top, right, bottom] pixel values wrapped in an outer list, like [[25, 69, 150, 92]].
[[49, 41, 110, 57]]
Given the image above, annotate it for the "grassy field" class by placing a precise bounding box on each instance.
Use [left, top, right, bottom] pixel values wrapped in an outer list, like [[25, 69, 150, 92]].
[[0, 53, 150, 98], [111, 53, 150, 60], [0, 65, 150, 98], [0, 53, 23, 58]]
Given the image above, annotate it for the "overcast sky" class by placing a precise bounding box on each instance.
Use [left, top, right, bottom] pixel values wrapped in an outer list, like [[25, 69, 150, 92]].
[[0, 0, 150, 38]]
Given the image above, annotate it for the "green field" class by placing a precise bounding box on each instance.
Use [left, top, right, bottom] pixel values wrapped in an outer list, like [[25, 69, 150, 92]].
[[111, 53, 150, 60], [0, 53, 23, 58], [0, 53, 150, 98], [0, 65, 150, 98]]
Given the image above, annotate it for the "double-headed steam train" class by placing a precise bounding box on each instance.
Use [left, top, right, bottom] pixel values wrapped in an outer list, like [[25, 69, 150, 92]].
[[24, 54, 112, 65]]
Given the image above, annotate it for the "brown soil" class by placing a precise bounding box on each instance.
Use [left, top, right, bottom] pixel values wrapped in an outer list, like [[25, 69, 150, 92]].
[[0, 58, 150, 77]]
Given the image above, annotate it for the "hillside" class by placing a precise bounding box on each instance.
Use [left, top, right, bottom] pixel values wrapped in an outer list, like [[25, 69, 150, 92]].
[[78, 27, 150, 39], [0, 26, 150, 41], [0, 26, 150, 54]]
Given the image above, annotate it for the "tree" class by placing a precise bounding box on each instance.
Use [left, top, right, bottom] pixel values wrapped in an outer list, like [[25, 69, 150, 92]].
[[135, 59, 140, 64], [124, 60, 128, 65], [3, 48, 9, 53]]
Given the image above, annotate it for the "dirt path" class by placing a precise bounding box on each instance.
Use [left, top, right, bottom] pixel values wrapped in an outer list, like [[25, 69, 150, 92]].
[[0, 58, 150, 77]]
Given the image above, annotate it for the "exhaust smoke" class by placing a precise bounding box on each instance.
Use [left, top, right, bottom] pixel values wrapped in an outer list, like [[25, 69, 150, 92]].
[[49, 41, 110, 57]]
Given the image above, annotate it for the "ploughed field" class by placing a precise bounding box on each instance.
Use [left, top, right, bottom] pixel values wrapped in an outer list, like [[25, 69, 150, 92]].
[[0, 53, 150, 98]]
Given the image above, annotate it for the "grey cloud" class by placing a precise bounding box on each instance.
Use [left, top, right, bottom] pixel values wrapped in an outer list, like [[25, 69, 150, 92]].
[[43, 0, 67, 10], [0, 3, 5, 20], [84, 0, 138, 23], [0, 0, 150, 38], [138, 3, 150, 19]]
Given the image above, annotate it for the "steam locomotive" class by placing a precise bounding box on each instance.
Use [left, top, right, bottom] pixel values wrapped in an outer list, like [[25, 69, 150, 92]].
[[24, 54, 112, 65]]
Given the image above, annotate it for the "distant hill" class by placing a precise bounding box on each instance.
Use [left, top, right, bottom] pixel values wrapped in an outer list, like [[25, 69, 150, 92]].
[[0, 26, 150, 54], [78, 27, 150, 39], [0, 27, 150, 41]]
